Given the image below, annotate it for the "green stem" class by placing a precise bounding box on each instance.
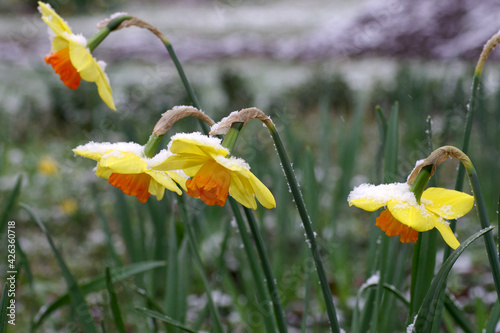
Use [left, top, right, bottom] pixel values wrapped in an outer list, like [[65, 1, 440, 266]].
[[409, 165, 432, 203], [453, 29, 499, 235], [264, 120, 341, 332], [221, 123, 286, 332], [466, 165, 500, 300], [228, 199, 278, 333], [177, 195, 224, 333], [87, 15, 132, 52], [243, 207, 288, 333], [144, 133, 164, 158], [221, 123, 244, 152], [154, 24, 286, 331], [454, 73, 480, 194], [158, 30, 282, 331], [160, 39, 209, 134]]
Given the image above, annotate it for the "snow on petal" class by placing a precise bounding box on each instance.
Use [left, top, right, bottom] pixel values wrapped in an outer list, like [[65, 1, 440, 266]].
[[422, 187, 474, 220]]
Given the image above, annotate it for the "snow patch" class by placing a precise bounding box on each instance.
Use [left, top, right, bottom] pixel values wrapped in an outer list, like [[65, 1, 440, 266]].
[[168, 132, 227, 154], [215, 154, 250, 171], [67, 33, 87, 47], [73, 141, 145, 157], [348, 182, 417, 206]]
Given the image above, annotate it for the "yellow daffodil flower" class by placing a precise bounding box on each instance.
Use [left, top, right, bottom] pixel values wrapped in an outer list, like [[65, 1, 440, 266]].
[[154, 133, 276, 210], [60, 198, 78, 215], [73, 142, 187, 203], [38, 2, 115, 110], [38, 155, 59, 175], [348, 183, 474, 249]]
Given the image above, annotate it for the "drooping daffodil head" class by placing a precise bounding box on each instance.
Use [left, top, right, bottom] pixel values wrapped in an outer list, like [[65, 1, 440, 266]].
[[348, 182, 474, 249], [38, 2, 116, 110], [154, 132, 276, 210], [73, 142, 187, 203]]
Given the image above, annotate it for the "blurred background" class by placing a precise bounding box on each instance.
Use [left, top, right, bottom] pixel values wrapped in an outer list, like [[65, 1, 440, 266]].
[[2, 0, 500, 331]]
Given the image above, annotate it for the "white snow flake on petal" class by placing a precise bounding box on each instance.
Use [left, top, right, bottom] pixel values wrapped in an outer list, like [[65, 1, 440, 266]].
[[347, 182, 417, 206], [168, 132, 227, 153], [73, 141, 145, 156], [67, 33, 87, 47], [149, 148, 174, 168], [215, 154, 250, 171], [103, 150, 124, 159], [97, 60, 107, 71]]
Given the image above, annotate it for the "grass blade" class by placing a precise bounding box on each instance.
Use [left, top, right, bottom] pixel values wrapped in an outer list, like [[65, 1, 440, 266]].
[[177, 195, 224, 333], [228, 198, 277, 333], [413, 226, 494, 332], [375, 105, 387, 183], [485, 300, 500, 333], [370, 102, 399, 333], [0, 283, 9, 332], [243, 207, 288, 333], [383, 102, 399, 182], [15, 240, 35, 331], [443, 294, 475, 333], [147, 199, 169, 296], [165, 210, 181, 331], [21, 203, 99, 333], [106, 267, 127, 333], [114, 190, 139, 263], [91, 184, 122, 266], [358, 281, 409, 308], [0, 175, 22, 234], [34, 261, 166, 328], [135, 307, 199, 333]]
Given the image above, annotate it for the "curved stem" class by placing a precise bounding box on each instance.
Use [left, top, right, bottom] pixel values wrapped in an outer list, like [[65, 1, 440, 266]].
[[87, 15, 133, 52], [264, 120, 341, 332], [222, 123, 286, 331], [466, 165, 500, 300], [112, 17, 208, 133]]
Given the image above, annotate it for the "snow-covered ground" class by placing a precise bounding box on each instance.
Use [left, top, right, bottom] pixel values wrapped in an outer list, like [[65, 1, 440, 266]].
[[1, 0, 499, 113], [3, 0, 499, 64]]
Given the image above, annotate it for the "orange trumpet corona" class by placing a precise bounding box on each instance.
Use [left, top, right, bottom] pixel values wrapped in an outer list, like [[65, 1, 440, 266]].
[[44, 47, 81, 89], [375, 209, 419, 243], [108, 172, 151, 203]]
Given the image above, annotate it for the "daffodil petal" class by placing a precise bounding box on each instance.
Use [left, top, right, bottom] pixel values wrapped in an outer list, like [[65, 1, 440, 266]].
[[214, 155, 250, 177], [349, 198, 386, 212], [74, 142, 143, 161], [38, 2, 72, 37], [246, 171, 276, 209], [99, 152, 147, 174], [167, 171, 188, 192], [387, 200, 435, 231], [95, 164, 112, 179], [73, 149, 105, 161], [169, 136, 228, 157], [148, 179, 166, 200], [433, 218, 460, 249], [422, 187, 474, 220], [229, 174, 258, 210], [148, 170, 183, 196], [94, 67, 115, 110], [154, 154, 207, 174], [51, 36, 70, 51], [68, 42, 115, 110], [68, 42, 97, 79]]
